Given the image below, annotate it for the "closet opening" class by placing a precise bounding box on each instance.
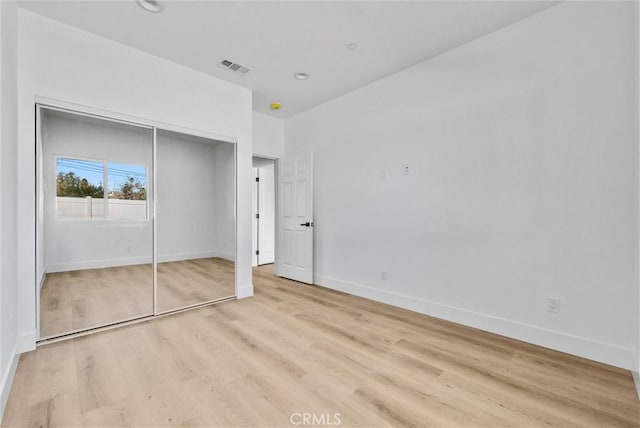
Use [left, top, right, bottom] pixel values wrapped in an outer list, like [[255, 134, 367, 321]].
[[36, 103, 237, 341]]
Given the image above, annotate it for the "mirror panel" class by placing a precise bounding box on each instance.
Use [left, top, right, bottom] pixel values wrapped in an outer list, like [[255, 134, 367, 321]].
[[156, 130, 235, 313], [39, 109, 154, 338]]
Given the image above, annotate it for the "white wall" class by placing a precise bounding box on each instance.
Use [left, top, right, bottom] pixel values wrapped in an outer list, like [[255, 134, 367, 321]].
[[253, 111, 284, 159], [213, 141, 237, 260], [156, 131, 235, 263], [285, 2, 638, 370], [0, 0, 19, 418], [17, 9, 253, 352], [42, 111, 154, 273]]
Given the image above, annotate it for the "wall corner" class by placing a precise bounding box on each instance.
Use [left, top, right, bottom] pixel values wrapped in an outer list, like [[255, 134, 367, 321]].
[[236, 283, 254, 299]]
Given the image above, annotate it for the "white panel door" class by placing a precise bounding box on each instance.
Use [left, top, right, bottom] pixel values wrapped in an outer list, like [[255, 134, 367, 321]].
[[276, 152, 313, 284], [258, 163, 275, 265], [251, 167, 258, 267]]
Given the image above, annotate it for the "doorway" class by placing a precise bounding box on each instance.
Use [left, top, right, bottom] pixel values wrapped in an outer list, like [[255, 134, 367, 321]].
[[252, 156, 276, 267], [252, 152, 314, 285]]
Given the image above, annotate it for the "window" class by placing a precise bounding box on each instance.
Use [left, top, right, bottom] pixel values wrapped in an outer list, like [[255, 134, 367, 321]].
[[56, 157, 148, 220]]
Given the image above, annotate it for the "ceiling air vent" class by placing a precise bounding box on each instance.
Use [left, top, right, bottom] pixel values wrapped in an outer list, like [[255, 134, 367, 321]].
[[220, 59, 250, 75]]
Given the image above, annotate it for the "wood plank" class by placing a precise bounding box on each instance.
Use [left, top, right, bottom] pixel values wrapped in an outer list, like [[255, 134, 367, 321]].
[[3, 264, 638, 427], [40, 258, 234, 338]]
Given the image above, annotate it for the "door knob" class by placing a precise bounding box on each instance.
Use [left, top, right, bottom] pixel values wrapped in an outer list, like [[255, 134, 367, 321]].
[[300, 222, 313, 227]]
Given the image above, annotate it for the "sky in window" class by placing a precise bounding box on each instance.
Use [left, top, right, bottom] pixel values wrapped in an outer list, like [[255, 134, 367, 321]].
[[57, 158, 147, 191]]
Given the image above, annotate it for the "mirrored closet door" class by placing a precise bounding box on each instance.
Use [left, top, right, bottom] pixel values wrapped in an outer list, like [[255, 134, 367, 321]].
[[156, 130, 236, 313], [39, 109, 154, 338], [37, 106, 236, 340]]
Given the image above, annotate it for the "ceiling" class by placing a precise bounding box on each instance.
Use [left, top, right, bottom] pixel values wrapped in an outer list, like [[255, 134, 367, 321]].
[[18, 1, 558, 119]]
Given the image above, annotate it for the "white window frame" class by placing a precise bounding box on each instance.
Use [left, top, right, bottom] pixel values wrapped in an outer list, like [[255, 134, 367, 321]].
[[54, 154, 150, 222]]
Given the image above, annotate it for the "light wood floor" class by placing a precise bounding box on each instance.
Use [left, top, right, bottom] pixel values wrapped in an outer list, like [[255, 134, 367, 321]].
[[7, 265, 639, 427], [157, 257, 235, 313], [40, 258, 235, 338]]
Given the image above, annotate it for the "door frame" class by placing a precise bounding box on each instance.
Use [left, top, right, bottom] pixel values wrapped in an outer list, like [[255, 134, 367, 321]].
[[251, 155, 279, 269], [35, 97, 239, 342]]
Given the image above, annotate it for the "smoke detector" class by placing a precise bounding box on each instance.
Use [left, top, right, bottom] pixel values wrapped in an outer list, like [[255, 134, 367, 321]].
[[219, 59, 250, 75]]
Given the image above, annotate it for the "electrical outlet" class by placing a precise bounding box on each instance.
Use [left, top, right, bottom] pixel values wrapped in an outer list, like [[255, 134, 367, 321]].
[[547, 298, 560, 314], [403, 164, 410, 175], [380, 271, 387, 280]]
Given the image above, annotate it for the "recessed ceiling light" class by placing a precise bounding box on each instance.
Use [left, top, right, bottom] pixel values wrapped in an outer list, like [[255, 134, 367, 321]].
[[294, 73, 309, 80], [270, 102, 282, 111], [137, 0, 163, 13], [347, 42, 358, 51]]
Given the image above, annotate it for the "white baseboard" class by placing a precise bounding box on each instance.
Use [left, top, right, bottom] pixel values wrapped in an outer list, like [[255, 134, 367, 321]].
[[157, 252, 235, 264], [47, 256, 151, 273], [236, 283, 253, 299], [38, 268, 46, 291], [315, 274, 636, 370], [46, 252, 235, 273], [215, 253, 235, 263], [0, 345, 19, 421], [16, 331, 36, 354], [633, 371, 640, 400]]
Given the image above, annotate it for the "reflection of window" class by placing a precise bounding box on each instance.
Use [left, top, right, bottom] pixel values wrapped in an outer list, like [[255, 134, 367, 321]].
[[56, 157, 148, 220], [107, 162, 147, 201]]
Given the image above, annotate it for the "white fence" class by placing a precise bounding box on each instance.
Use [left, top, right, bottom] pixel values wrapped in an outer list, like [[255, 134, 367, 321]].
[[56, 196, 147, 220]]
